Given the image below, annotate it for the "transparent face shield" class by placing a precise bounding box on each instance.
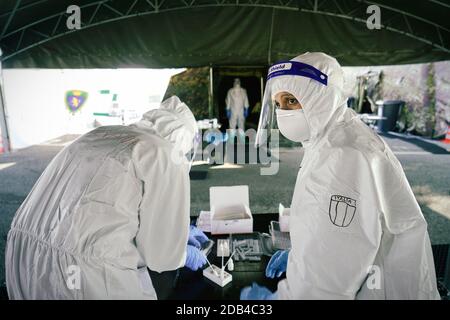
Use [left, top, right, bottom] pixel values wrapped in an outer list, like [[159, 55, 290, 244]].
[[255, 61, 328, 147], [187, 130, 202, 170]]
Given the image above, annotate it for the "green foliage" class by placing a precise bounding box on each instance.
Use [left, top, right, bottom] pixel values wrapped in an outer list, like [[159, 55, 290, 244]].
[[373, 70, 384, 101], [426, 63, 436, 136], [397, 102, 415, 132], [396, 64, 437, 137], [164, 68, 210, 119], [412, 63, 437, 136]]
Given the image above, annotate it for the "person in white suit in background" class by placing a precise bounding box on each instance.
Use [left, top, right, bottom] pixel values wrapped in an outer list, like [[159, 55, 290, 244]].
[[226, 78, 249, 141]]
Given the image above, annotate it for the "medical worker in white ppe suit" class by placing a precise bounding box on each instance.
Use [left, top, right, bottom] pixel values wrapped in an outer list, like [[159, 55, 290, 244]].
[[226, 78, 249, 135], [241, 52, 440, 300], [6, 96, 208, 299]]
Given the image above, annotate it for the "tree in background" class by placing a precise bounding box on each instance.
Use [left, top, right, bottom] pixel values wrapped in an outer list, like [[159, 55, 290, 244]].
[[404, 63, 437, 137], [164, 67, 209, 119], [425, 63, 436, 137]]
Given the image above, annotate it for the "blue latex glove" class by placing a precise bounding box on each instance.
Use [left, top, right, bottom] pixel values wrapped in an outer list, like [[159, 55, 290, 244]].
[[188, 225, 209, 248], [265, 250, 289, 278], [226, 110, 231, 119], [244, 108, 249, 118], [185, 245, 207, 271], [240, 283, 276, 300]]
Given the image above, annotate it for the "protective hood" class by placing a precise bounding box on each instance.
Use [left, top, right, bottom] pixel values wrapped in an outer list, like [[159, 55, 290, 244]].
[[256, 52, 348, 146], [137, 96, 198, 154]]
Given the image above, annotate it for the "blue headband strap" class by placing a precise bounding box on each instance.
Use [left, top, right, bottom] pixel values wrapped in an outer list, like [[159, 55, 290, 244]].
[[267, 61, 328, 86]]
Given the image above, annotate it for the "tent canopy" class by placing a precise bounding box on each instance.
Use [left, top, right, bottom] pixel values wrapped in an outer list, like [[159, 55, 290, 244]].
[[0, 0, 449, 68]]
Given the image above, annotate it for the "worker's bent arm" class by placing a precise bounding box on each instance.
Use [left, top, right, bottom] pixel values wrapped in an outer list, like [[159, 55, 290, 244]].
[[133, 139, 190, 273]]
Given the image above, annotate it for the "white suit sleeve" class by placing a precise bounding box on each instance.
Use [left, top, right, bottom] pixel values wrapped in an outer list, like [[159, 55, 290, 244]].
[[243, 89, 249, 109], [277, 148, 382, 299], [132, 139, 190, 273], [357, 147, 439, 299], [225, 90, 231, 110]]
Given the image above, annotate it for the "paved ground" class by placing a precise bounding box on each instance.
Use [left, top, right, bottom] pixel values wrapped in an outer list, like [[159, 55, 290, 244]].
[[0, 132, 449, 294]]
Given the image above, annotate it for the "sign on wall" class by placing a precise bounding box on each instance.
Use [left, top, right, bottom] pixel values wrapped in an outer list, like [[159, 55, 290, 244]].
[[65, 90, 88, 114]]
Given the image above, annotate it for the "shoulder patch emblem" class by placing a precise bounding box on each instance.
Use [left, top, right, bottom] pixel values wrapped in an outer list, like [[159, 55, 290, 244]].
[[329, 195, 357, 227]]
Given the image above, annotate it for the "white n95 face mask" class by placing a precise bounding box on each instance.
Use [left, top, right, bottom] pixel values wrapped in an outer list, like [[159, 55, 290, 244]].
[[276, 109, 311, 143]]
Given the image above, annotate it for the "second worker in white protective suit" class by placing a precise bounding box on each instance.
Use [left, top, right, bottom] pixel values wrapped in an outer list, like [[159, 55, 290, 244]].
[[6, 96, 208, 299], [241, 52, 440, 300], [226, 78, 249, 136]]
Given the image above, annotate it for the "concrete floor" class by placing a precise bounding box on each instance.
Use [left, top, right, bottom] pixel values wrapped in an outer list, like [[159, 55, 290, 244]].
[[0, 132, 449, 294]]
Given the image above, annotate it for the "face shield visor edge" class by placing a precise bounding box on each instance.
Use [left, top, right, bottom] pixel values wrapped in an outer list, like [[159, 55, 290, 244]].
[[255, 61, 328, 147]]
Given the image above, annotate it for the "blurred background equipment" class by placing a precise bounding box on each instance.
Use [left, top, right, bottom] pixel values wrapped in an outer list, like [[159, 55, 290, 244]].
[[376, 100, 405, 133], [354, 70, 381, 114]]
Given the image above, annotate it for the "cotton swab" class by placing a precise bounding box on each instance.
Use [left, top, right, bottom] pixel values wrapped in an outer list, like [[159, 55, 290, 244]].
[[223, 250, 236, 270], [205, 256, 220, 277]]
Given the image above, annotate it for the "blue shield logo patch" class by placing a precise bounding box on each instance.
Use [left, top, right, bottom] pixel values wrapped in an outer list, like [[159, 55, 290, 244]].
[[66, 90, 88, 114]]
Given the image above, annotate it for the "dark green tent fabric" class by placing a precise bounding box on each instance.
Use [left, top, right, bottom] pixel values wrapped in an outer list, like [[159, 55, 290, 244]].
[[0, 0, 449, 68]]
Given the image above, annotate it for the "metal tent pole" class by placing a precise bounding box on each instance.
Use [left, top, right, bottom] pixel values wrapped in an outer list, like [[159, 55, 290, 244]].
[[0, 48, 11, 153], [209, 66, 214, 119]]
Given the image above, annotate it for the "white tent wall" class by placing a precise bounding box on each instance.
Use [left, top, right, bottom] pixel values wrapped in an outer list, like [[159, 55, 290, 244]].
[[2, 68, 183, 150]]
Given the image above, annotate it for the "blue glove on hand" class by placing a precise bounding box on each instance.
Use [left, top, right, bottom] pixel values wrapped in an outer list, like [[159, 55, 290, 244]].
[[226, 110, 231, 119], [244, 108, 249, 118], [185, 245, 207, 271], [265, 250, 289, 278], [188, 225, 209, 248], [240, 283, 276, 300]]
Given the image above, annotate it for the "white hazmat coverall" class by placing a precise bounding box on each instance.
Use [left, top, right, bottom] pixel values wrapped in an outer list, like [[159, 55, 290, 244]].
[[226, 80, 249, 131], [267, 53, 440, 299], [6, 96, 197, 300]]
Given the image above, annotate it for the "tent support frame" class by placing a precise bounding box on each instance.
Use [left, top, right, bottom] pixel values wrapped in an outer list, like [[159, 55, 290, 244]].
[[0, 0, 448, 63], [0, 50, 11, 153]]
